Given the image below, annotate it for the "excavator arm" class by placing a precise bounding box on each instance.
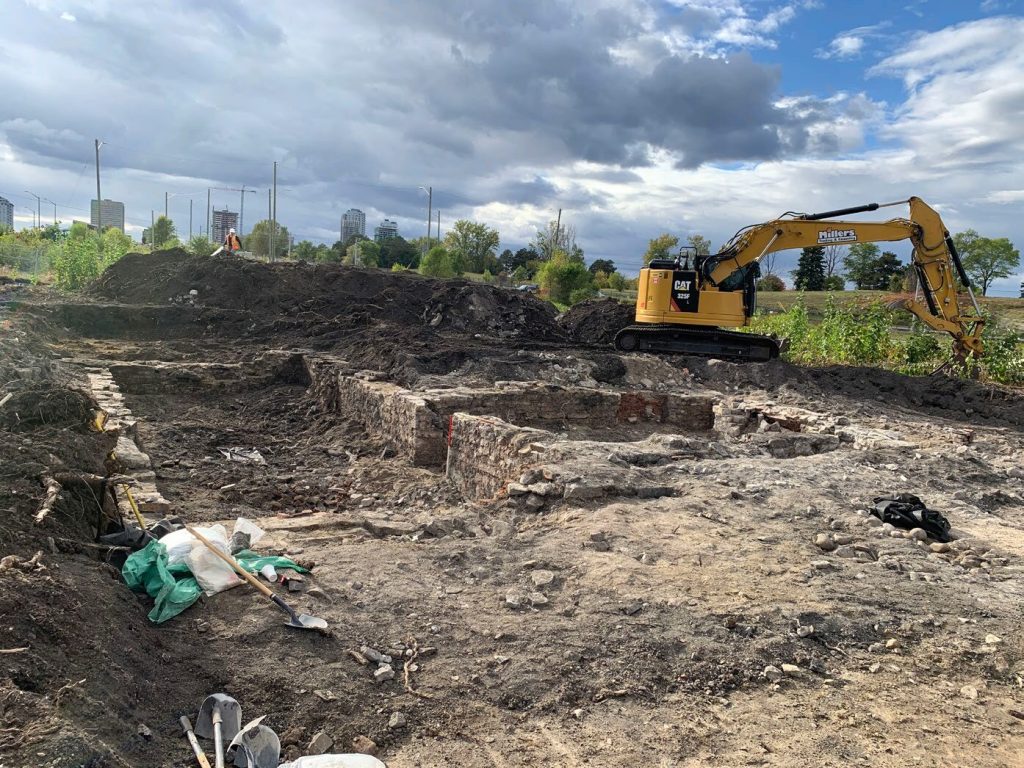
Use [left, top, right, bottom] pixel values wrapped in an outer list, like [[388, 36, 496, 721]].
[[700, 197, 985, 358]]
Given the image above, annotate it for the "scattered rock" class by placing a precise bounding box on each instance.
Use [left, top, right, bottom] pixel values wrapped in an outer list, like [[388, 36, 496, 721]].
[[985, 634, 1002, 645], [307, 731, 333, 755], [885, 638, 901, 650], [960, 685, 979, 701], [796, 625, 815, 638], [930, 542, 951, 553], [530, 569, 555, 588], [528, 591, 549, 606], [388, 712, 407, 730], [907, 528, 928, 541], [868, 663, 881, 674], [506, 588, 529, 608], [352, 735, 379, 756], [373, 664, 395, 682], [814, 533, 836, 552], [361, 646, 392, 665], [763, 665, 783, 682], [781, 664, 800, 675], [137, 723, 152, 741]]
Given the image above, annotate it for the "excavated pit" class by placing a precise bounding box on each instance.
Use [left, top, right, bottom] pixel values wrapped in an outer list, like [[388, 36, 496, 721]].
[[6, 253, 1024, 768]]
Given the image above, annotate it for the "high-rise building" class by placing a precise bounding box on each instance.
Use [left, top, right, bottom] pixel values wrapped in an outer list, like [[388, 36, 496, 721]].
[[212, 209, 240, 245], [341, 208, 366, 244], [90, 199, 125, 232], [0, 196, 13, 230], [374, 218, 398, 242]]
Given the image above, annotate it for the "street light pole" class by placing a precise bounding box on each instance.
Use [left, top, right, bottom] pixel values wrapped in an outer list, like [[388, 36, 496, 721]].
[[43, 199, 56, 224], [25, 191, 41, 229], [95, 139, 103, 236]]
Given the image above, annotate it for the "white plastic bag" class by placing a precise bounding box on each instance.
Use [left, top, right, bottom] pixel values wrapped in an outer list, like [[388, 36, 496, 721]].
[[279, 756, 387, 768], [185, 525, 242, 596], [232, 517, 266, 550], [160, 525, 225, 566]]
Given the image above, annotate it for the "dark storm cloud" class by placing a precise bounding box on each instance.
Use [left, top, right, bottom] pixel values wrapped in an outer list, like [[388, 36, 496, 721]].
[[0, 0, 839, 247]]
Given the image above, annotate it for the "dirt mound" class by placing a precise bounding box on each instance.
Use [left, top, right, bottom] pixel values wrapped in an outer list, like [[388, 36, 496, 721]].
[[91, 250, 566, 342], [558, 297, 634, 344]]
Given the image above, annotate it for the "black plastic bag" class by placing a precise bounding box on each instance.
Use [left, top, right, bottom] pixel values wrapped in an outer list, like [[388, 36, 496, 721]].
[[871, 493, 951, 542]]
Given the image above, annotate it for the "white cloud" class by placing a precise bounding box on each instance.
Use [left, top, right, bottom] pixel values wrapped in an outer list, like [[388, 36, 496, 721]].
[[984, 190, 1024, 204], [60, 11, 75, 22], [816, 23, 889, 60]]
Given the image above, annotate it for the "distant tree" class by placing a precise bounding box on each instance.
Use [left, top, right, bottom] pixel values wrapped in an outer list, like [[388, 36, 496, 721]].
[[607, 272, 628, 291], [344, 233, 369, 249], [888, 267, 912, 293], [40, 222, 64, 242], [843, 243, 881, 289], [347, 239, 380, 267], [379, 236, 420, 269], [874, 251, 903, 290], [314, 243, 330, 262], [792, 246, 826, 291], [482, 269, 495, 283], [823, 274, 845, 291], [186, 235, 214, 257], [152, 215, 177, 248], [511, 264, 530, 282], [643, 234, 679, 265], [953, 229, 1020, 295], [444, 219, 499, 273], [592, 270, 610, 289], [588, 258, 616, 275], [536, 250, 592, 304], [246, 219, 291, 260], [823, 243, 843, 277], [293, 240, 318, 262], [325, 240, 346, 263], [420, 245, 458, 278], [686, 234, 711, 256], [501, 247, 537, 274], [533, 219, 577, 261], [757, 274, 785, 291]]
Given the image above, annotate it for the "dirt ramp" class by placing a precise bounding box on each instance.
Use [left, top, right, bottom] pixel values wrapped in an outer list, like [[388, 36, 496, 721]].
[[558, 297, 633, 345], [91, 250, 565, 341]]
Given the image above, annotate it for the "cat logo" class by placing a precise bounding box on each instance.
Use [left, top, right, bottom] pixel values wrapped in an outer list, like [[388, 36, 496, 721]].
[[818, 228, 857, 244], [673, 280, 691, 291]]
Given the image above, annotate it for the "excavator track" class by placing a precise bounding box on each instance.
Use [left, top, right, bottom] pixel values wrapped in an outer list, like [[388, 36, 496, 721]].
[[614, 324, 780, 362]]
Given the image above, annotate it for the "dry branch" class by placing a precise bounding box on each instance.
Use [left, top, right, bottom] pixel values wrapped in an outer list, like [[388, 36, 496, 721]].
[[33, 477, 61, 526]]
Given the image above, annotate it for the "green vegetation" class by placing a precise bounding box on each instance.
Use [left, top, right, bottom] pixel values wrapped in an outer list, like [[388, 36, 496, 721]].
[[419, 245, 461, 278], [953, 229, 1021, 296], [746, 294, 1024, 385], [51, 222, 133, 289]]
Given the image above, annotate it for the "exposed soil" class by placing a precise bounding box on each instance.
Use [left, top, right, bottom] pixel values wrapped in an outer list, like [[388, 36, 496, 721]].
[[558, 297, 634, 345], [3, 252, 1024, 767]]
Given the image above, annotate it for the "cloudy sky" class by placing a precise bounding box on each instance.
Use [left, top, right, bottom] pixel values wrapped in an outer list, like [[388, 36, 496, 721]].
[[2, 0, 1023, 291]]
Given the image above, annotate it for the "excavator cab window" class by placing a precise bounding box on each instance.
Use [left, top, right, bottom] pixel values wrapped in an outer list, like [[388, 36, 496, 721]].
[[676, 245, 698, 270]]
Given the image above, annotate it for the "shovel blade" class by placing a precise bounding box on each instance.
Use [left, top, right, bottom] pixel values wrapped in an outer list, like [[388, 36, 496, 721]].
[[230, 724, 280, 768], [285, 613, 328, 630], [195, 693, 243, 741]]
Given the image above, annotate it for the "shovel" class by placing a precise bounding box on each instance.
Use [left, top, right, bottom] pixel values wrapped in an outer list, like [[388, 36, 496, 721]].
[[179, 715, 212, 768], [226, 716, 280, 768], [185, 525, 328, 631], [195, 693, 242, 768]]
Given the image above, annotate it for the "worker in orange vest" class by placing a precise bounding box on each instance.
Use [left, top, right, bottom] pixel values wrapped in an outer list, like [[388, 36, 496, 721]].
[[224, 228, 242, 254]]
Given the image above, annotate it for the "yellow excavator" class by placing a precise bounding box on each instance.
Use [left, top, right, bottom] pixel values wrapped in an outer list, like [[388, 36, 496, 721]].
[[615, 197, 985, 362]]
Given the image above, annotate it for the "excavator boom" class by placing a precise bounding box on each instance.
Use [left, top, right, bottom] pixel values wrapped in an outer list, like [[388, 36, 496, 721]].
[[616, 196, 985, 361]]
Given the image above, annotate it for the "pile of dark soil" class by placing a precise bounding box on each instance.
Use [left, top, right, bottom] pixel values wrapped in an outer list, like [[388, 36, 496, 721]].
[[558, 297, 634, 344], [91, 250, 566, 342]]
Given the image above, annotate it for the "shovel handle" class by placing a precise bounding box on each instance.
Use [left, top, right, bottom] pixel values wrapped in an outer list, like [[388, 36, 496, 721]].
[[185, 525, 274, 598], [180, 716, 212, 768]]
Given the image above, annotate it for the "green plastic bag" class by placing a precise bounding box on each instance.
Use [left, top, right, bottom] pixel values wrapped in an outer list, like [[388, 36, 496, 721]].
[[122, 540, 309, 624]]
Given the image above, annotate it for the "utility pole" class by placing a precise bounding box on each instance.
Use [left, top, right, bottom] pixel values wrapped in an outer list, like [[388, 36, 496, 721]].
[[206, 188, 211, 239], [426, 186, 432, 248], [554, 208, 562, 257], [95, 139, 102, 237], [44, 199, 56, 224], [271, 161, 277, 262]]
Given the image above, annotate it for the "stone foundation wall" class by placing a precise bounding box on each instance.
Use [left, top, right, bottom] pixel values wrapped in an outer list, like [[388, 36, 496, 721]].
[[446, 413, 552, 499]]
